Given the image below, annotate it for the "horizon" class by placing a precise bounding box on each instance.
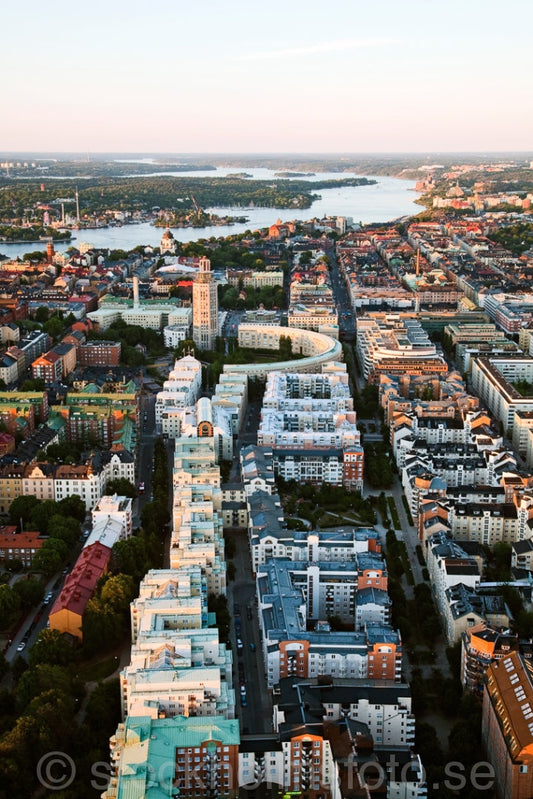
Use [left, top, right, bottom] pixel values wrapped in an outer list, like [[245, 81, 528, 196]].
[[2, 150, 533, 158]]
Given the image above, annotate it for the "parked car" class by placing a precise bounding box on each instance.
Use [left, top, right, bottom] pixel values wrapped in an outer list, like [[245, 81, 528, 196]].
[[249, 642, 256, 652], [16, 642, 26, 652]]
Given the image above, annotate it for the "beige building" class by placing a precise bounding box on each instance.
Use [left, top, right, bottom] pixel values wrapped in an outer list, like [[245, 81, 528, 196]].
[[192, 256, 218, 350], [483, 651, 533, 799]]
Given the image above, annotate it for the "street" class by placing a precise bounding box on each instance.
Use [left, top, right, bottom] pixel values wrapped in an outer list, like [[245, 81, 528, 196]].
[[227, 530, 272, 734]]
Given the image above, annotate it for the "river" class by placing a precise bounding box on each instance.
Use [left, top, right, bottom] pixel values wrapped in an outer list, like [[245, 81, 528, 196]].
[[0, 167, 421, 259]]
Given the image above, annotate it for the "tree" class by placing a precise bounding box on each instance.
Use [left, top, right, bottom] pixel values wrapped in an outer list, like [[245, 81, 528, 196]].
[[0, 584, 20, 630], [16, 662, 73, 708], [9, 495, 41, 528], [44, 315, 64, 340], [13, 577, 44, 609], [58, 494, 86, 522], [20, 377, 45, 391], [99, 574, 136, 615], [28, 629, 76, 668], [34, 306, 49, 323], [105, 478, 137, 499], [32, 546, 64, 575]]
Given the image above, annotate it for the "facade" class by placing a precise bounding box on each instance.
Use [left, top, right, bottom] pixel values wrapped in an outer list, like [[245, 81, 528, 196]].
[[0, 526, 44, 567], [229, 324, 343, 378], [461, 622, 518, 696], [471, 356, 533, 434], [78, 341, 121, 367], [192, 256, 218, 351], [105, 715, 240, 799], [49, 541, 112, 641], [155, 355, 202, 431], [31, 351, 62, 383], [258, 367, 363, 491], [483, 652, 533, 799], [91, 494, 133, 540], [356, 313, 447, 382]]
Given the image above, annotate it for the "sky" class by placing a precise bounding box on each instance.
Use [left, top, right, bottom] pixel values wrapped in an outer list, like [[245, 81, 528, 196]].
[[2, 0, 531, 154]]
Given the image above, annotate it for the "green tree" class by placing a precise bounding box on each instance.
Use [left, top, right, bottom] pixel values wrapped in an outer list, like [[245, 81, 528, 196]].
[[34, 306, 49, 323], [105, 478, 137, 498], [13, 577, 44, 609], [16, 663, 74, 709], [9, 495, 41, 528], [58, 494, 86, 521], [44, 315, 65, 339], [32, 545, 64, 575], [99, 573, 136, 615], [0, 584, 21, 630]]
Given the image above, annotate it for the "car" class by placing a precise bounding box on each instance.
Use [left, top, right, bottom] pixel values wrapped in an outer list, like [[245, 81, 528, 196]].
[[43, 592, 53, 605], [138, 482, 145, 494], [249, 643, 256, 652], [16, 642, 26, 652], [240, 685, 246, 695], [236, 638, 243, 650], [241, 696, 247, 707]]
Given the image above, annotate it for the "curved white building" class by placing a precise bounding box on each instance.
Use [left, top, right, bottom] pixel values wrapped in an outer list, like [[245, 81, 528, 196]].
[[224, 324, 343, 378]]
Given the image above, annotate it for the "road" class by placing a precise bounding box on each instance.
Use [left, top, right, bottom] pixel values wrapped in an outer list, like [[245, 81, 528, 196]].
[[134, 391, 158, 525], [227, 530, 272, 734]]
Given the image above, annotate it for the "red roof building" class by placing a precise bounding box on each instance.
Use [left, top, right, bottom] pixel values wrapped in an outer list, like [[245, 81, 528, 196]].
[[49, 541, 112, 641]]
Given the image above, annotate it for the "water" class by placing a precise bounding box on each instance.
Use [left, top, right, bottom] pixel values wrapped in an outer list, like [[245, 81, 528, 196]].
[[0, 167, 420, 259]]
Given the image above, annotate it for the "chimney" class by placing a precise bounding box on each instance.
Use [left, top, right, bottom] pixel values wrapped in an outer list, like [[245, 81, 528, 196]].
[[133, 276, 140, 308]]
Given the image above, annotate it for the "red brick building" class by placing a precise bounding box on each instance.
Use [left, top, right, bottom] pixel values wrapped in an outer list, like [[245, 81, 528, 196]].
[[78, 341, 121, 367], [0, 526, 44, 567]]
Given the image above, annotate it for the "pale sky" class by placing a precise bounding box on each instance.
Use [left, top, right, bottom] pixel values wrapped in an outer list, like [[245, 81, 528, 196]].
[[2, 0, 531, 153]]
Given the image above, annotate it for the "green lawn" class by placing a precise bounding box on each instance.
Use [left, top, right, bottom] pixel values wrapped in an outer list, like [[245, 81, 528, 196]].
[[78, 655, 120, 683]]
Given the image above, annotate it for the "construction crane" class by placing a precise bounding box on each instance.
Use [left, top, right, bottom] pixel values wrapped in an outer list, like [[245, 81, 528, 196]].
[[189, 194, 202, 215]]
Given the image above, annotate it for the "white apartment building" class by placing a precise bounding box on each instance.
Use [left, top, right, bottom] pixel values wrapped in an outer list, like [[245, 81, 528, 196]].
[[122, 567, 233, 721], [91, 494, 133, 540], [356, 314, 441, 380], [162, 396, 233, 458], [155, 354, 202, 430], [471, 356, 533, 434], [426, 532, 481, 624], [258, 367, 363, 490]]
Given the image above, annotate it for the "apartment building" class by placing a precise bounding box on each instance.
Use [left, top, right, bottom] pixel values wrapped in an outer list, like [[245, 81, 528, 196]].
[[0, 526, 44, 567], [461, 622, 518, 696], [155, 354, 202, 431], [258, 367, 363, 490], [91, 494, 133, 540], [483, 652, 533, 799], [49, 541, 112, 641], [78, 340, 121, 367], [257, 556, 401, 689], [171, 478, 226, 596], [471, 356, 533, 434], [356, 313, 447, 382], [105, 715, 240, 799]]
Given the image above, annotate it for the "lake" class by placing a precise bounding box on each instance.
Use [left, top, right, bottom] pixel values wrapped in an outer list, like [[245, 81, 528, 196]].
[[0, 167, 421, 259]]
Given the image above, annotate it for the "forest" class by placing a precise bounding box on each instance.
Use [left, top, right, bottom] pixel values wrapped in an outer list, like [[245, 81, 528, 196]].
[[0, 175, 375, 222]]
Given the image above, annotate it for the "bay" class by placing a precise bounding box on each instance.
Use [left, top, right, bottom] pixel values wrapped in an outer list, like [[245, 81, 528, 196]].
[[0, 168, 420, 259]]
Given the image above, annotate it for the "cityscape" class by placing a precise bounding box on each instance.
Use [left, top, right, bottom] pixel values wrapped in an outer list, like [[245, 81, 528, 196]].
[[1, 2, 533, 799]]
